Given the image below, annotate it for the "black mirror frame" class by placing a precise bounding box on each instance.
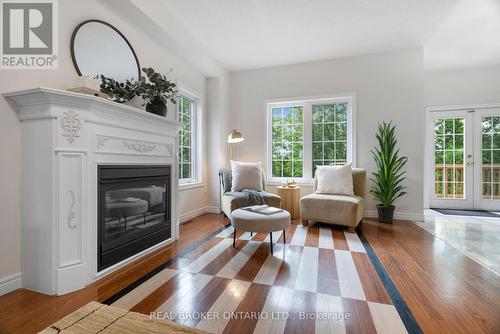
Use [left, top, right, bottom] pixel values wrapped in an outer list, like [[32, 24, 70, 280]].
[[70, 19, 141, 81]]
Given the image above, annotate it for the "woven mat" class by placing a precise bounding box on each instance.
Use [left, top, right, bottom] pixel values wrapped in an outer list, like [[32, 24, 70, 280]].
[[38, 301, 208, 334]]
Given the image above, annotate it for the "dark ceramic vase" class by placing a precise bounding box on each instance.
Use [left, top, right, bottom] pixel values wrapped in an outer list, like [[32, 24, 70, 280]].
[[145, 97, 167, 116], [376, 204, 395, 223]]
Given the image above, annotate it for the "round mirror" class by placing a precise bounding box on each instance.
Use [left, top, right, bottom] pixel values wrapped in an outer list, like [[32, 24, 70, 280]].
[[71, 20, 140, 82]]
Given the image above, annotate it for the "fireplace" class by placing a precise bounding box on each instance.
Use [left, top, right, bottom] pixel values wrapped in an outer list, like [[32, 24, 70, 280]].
[[98, 165, 171, 271], [7, 88, 179, 295]]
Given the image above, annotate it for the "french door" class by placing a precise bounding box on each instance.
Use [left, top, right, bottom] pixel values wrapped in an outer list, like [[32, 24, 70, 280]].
[[429, 108, 500, 210]]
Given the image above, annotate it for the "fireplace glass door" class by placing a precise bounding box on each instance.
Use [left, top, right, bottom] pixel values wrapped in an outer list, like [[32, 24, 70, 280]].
[[98, 165, 171, 271]]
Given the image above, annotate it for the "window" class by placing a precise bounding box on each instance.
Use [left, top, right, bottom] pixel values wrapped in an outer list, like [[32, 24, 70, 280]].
[[271, 106, 304, 178], [267, 95, 354, 183], [178, 89, 201, 186], [312, 103, 348, 175]]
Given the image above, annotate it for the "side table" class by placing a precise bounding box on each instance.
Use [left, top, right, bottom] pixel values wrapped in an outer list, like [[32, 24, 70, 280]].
[[276, 186, 300, 219]]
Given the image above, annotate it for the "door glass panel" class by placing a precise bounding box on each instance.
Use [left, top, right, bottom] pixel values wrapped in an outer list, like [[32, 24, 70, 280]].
[[481, 116, 500, 199], [434, 117, 465, 198]]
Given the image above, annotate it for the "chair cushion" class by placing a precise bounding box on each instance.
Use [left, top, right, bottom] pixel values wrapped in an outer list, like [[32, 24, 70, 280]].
[[315, 163, 354, 195], [313, 168, 366, 198], [219, 167, 268, 193], [230, 160, 263, 192], [300, 193, 364, 227]]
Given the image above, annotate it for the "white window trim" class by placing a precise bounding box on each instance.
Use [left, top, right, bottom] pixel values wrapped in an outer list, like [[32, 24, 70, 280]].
[[265, 93, 356, 185], [177, 82, 203, 190]]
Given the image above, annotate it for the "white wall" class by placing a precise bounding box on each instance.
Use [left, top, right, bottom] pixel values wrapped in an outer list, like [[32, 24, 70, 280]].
[[425, 65, 500, 106], [206, 76, 231, 210], [0, 0, 212, 285], [229, 48, 425, 218]]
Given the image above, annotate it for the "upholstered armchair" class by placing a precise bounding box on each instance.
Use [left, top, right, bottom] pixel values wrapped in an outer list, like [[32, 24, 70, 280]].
[[219, 167, 281, 217], [300, 168, 366, 232]]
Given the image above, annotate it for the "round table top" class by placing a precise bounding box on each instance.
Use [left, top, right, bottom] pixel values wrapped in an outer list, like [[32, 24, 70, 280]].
[[277, 185, 300, 190]]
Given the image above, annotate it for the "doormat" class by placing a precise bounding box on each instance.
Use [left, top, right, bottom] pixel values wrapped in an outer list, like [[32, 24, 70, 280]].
[[39, 301, 208, 334], [432, 208, 500, 218]]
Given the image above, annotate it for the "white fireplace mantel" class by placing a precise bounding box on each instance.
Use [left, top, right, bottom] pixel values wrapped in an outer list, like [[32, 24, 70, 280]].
[[4, 87, 181, 295]]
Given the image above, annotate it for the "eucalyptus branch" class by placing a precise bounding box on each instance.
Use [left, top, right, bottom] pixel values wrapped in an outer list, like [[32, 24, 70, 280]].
[[99, 67, 178, 105]]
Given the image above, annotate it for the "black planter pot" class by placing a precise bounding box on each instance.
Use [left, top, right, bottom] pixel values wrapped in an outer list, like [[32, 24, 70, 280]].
[[145, 97, 167, 116], [376, 204, 395, 223]]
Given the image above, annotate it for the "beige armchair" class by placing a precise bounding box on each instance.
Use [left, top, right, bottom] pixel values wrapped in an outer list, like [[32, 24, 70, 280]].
[[300, 168, 366, 232], [219, 167, 281, 217]]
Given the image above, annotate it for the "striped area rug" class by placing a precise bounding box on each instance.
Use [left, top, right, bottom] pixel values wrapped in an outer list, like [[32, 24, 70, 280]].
[[105, 223, 419, 334]]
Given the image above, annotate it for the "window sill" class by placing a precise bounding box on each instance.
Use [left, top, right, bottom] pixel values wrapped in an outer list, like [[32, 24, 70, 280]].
[[179, 181, 204, 191]]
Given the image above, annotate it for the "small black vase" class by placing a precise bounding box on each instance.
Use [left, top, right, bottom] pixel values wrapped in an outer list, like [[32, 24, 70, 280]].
[[376, 204, 395, 224], [145, 97, 167, 116]]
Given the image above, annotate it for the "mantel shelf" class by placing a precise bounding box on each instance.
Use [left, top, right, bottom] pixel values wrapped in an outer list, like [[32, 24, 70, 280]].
[[3, 87, 181, 132]]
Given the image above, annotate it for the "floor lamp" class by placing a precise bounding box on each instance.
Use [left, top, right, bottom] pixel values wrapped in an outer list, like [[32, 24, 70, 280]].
[[227, 129, 245, 161], [221, 129, 245, 213]]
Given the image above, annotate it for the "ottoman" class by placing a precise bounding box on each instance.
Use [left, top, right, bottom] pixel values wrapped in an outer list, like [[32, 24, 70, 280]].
[[230, 208, 291, 254]]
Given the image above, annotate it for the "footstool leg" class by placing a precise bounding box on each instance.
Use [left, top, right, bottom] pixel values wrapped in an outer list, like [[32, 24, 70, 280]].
[[270, 232, 273, 255], [233, 229, 236, 247], [283, 229, 286, 244], [250, 232, 253, 237]]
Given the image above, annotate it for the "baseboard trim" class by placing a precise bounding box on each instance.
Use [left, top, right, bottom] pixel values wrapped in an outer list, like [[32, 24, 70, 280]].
[[179, 206, 221, 224], [0, 272, 22, 296], [365, 210, 424, 222], [205, 206, 221, 214]]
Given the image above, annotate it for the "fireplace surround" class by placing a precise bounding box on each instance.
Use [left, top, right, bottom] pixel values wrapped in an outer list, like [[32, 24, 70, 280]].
[[4, 87, 180, 295]]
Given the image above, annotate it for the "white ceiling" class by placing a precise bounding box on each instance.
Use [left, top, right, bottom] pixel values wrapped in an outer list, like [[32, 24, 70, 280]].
[[424, 0, 500, 71], [162, 0, 500, 72]]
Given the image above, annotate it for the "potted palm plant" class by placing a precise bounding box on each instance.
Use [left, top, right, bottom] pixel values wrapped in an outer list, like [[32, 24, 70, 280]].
[[370, 121, 408, 223]]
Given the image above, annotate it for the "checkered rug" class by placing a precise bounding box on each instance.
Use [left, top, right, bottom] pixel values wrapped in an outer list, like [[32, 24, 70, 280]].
[[106, 223, 416, 334]]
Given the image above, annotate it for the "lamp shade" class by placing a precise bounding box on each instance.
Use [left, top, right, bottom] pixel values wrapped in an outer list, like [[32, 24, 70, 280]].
[[227, 129, 245, 143]]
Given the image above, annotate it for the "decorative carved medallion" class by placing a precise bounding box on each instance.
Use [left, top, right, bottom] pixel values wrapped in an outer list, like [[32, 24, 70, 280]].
[[95, 134, 173, 156], [59, 111, 82, 143], [122, 141, 156, 153]]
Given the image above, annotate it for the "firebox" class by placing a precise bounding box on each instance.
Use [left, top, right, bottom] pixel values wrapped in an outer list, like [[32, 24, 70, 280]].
[[98, 165, 171, 271]]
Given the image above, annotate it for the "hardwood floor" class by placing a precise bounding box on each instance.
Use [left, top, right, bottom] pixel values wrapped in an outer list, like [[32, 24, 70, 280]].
[[120, 223, 400, 334], [0, 213, 228, 334], [0, 214, 498, 333], [361, 218, 500, 334]]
